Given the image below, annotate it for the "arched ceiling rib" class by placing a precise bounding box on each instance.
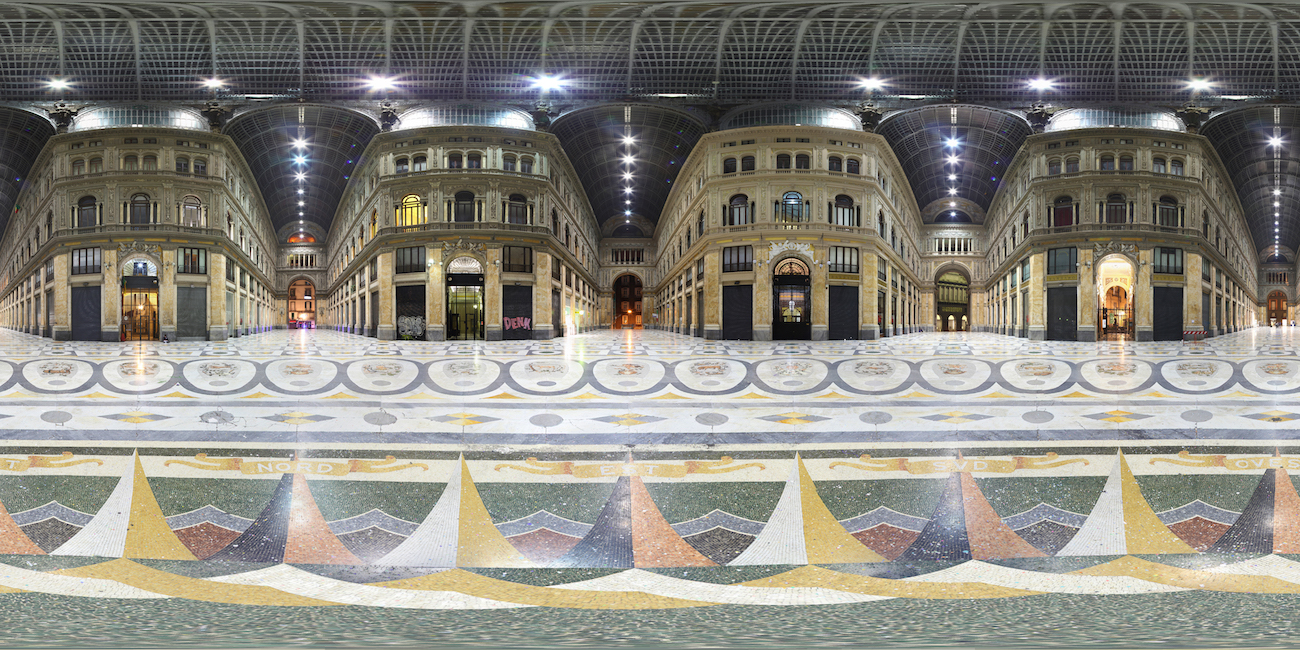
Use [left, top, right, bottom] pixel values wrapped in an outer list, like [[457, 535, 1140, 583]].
[[0, 109, 54, 236], [1202, 106, 1300, 255], [550, 104, 707, 234], [877, 105, 1032, 219], [223, 105, 379, 237]]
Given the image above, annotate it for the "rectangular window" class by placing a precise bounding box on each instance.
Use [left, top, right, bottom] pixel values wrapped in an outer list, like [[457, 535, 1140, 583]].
[[192, 160, 206, 175], [226, 262, 235, 282], [1021, 259, 1031, 281], [178, 247, 206, 274], [503, 246, 533, 273], [143, 138, 157, 144], [828, 246, 859, 273], [1046, 247, 1077, 275], [722, 245, 753, 272], [741, 139, 755, 145], [395, 246, 425, 274], [70, 248, 101, 275], [1154, 247, 1184, 274]]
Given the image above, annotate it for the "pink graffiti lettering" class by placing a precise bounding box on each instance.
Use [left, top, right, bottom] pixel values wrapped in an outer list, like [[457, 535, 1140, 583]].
[[503, 316, 532, 330]]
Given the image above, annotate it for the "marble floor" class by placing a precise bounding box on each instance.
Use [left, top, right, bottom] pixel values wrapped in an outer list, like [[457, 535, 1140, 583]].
[[5, 327, 1300, 635]]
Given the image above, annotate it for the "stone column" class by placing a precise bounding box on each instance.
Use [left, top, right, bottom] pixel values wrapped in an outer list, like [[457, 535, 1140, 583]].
[[1183, 252, 1203, 335], [921, 291, 935, 332], [426, 246, 445, 341], [860, 253, 879, 340], [52, 252, 70, 340], [377, 251, 395, 340], [100, 248, 119, 341], [485, 247, 503, 341], [1028, 251, 1046, 340], [1136, 247, 1154, 341], [703, 249, 721, 340], [533, 251, 553, 339], [752, 257, 772, 341], [811, 247, 828, 341], [207, 252, 227, 340], [1077, 247, 1096, 341], [159, 248, 176, 342], [275, 297, 287, 330], [883, 262, 894, 337]]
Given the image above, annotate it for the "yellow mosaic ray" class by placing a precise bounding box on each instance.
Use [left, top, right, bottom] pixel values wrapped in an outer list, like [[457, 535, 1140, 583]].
[[1117, 454, 1196, 555], [455, 457, 531, 568], [1074, 556, 1300, 593], [376, 569, 717, 609], [124, 453, 196, 561], [54, 559, 338, 606], [797, 458, 885, 564], [739, 566, 1041, 599]]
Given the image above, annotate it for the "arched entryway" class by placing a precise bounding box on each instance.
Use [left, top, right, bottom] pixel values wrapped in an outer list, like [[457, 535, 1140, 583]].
[[935, 269, 969, 332], [1268, 290, 1289, 326], [1097, 256, 1135, 339], [446, 256, 485, 340], [613, 274, 643, 328], [120, 256, 159, 341], [773, 257, 811, 340], [288, 279, 315, 329]]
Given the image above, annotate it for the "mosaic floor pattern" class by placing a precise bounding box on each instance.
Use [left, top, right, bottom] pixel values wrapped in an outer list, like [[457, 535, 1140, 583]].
[[8, 328, 1300, 639]]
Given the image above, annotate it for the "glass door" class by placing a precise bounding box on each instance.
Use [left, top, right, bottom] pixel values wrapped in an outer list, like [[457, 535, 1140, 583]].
[[447, 285, 484, 340], [121, 290, 158, 341]]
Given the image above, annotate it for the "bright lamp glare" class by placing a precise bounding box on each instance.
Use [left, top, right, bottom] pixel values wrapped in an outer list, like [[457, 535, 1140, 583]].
[[948, 188, 958, 195], [47, 78, 70, 90], [622, 156, 635, 164], [1027, 77, 1054, 91], [945, 138, 960, 148], [202, 77, 224, 89], [293, 156, 306, 165], [366, 75, 398, 91], [858, 77, 885, 91], [531, 74, 567, 92], [948, 174, 957, 181], [1270, 136, 1285, 148], [291, 139, 308, 150], [947, 156, 960, 165], [622, 136, 635, 145], [623, 187, 633, 194], [1187, 78, 1213, 91]]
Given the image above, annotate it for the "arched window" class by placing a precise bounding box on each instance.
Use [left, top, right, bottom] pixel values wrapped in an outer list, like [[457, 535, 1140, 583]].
[[777, 191, 805, 223], [467, 153, 482, 169], [448, 153, 463, 169], [129, 193, 151, 228], [776, 153, 791, 169], [775, 258, 809, 276], [728, 194, 751, 226], [832, 195, 857, 226], [1153, 157, 1167, 174], [794, 153, 810, 169], [369, 210, 378, 238], [122, 155, 138, 171], [1170, 159, 1184, 175], [828, 156, 842, 172], [397, 194, 422, 227], [741, 155, 755, 171], [507, 194, 529, 225], [45, 211, 52, 239], [395, 157, 409, 174], [1053, 196, 1074, 228], [1119, 155, 1134, 171], [194, 158, 208, 175], [71, 159, 84, 176], [1047, 159, 1061, 175], [1065, 157, 1079, 173], [143, 155, 157, 170], [454, 191, 475, 222], [722, 158, 737, 174], [175, 156, 189, 173], [1105, 193, 1127, 224], [180, 196, 204, 227], [1099, 155, 1115, 171], [503, 155, 516, 172], [520, 157, 534, 173], [1157, 196, 1179, 228], [77, 196, 97, 229], [413, 155, 427, 172], [846, 158, 860, 174]]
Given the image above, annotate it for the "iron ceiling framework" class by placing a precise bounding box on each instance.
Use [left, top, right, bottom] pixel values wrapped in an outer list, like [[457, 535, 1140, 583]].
[[0, 2, 1296, 251]]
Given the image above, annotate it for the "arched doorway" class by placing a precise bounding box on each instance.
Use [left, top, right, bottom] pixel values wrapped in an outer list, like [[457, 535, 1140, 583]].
[[773, 258, 811, 340], [613, 274, 643, 329], [1268, 290, 1288, 326], [935, 269, 970, 332], [1097, 256, 1136, 339], [120, 256, 159, 341], [288, 279, 315, 329], [446, 256, 484, 340]]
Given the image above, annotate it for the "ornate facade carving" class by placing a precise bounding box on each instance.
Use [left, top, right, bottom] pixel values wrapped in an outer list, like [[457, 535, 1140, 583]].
[[767, 239, 814, 262], [442, 238, 486, 255]]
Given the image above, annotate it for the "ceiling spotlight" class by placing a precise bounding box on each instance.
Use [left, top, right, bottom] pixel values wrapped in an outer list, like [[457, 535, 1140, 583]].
[[366, 75, 398, 91], [947, 156, 960, 165], [298, 201, 305, 206], [623, 173, 633, 180], [625, 200, 631, 204], [1187, 78, 1213, 92], [291, 139, 308, 150], [622, 136, 635, 145], [948, 174, 957, 181], [47, 78, 70, 90], [949, 201, 957, 207], [531, 74, 567, 92], [858, 77, 886, 91], [293, 156, 307, 165], [201, 77, 224, 89], [1269, 136, 1284, 148], [1027, 77, 1055, 91], [1276, 201, 1281, 207], [298, 212, 304, 216], [297, 188, 304, 194], [623, 187, 633, 194], [622, 156, 635, 165], [944, 138, 961, 148], [624, 210, 632, 216], [948, 188, 958, 195], [1275, 189, 1283, 195], [295, 172, 307, 181]]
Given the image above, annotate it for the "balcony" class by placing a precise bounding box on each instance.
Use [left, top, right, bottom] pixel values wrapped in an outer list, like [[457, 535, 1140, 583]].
[[381, 221, 550, 237]]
